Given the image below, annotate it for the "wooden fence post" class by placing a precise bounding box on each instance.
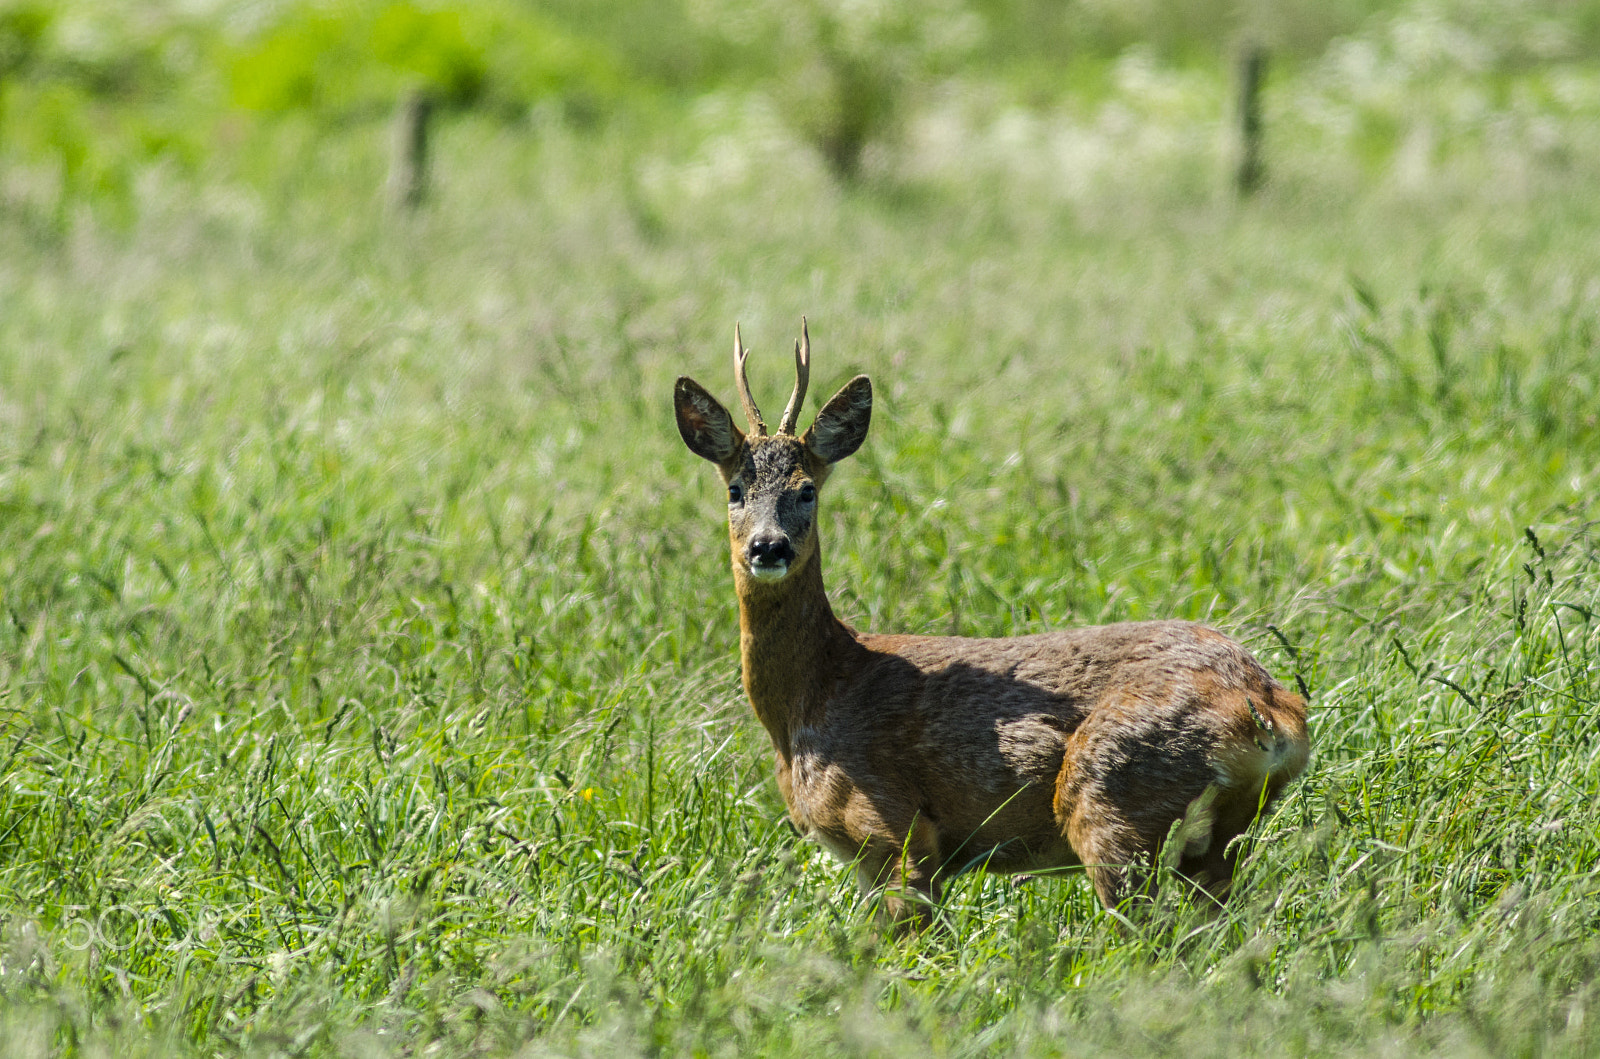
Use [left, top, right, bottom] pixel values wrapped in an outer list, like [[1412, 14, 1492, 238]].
[[1234, 43, 1266, 197], [388, 88, 433, 211]]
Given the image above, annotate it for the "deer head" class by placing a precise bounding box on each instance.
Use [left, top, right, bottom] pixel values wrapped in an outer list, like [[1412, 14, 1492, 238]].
[[675, 319, 872, 586]]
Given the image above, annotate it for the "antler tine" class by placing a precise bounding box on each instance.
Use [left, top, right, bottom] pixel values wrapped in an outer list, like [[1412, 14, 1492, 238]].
[[778, 316, 810, 436], [733, 323, 767, 436]]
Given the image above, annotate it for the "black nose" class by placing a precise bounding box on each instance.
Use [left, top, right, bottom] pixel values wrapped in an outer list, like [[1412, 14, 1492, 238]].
[[748, 535, 795, 564]]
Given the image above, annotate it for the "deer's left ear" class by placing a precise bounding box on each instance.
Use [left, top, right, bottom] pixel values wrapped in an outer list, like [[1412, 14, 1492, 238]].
[[803, 375, 871, 464], [675, 377, 744, 466]]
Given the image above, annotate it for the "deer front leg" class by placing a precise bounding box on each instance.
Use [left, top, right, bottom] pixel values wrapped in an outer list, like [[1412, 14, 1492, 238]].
[[851, 813, 943, 931]]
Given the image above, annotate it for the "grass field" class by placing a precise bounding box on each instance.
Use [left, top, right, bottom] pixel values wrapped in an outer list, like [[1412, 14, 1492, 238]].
[[3, 4, 1600, 1054]]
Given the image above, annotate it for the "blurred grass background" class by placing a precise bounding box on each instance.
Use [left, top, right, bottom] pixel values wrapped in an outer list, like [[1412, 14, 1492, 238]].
[[2, 0, 1599, 1055]]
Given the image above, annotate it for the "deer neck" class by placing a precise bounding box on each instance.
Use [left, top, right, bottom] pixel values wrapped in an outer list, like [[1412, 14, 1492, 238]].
[[734, 542, 854, 757]]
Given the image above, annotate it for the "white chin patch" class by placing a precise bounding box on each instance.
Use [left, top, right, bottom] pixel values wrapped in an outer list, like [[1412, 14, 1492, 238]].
[[748, 561, 789, 581]]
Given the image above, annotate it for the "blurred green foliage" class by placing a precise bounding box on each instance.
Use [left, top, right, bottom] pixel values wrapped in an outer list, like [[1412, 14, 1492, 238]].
[[1, 0, 1599, 212], [229, 1, 623, 118], [686, 0, 982, 178], [0, 2, 47, 78]]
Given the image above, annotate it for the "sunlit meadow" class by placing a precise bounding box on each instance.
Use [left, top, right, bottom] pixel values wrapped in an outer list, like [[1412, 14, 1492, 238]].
[[1, 0, 1598, 1054]]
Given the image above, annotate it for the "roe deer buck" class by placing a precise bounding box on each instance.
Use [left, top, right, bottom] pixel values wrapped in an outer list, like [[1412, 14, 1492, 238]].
[[673, 321, 1309, 927]]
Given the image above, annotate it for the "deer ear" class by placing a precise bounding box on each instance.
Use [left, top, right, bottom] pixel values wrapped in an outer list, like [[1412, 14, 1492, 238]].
[[803, 375, 872, 464], [675, 377, 743, 465]]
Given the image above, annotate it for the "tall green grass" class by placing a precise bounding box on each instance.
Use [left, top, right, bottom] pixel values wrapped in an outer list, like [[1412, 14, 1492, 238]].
[[3, 10, 1600, 1054]]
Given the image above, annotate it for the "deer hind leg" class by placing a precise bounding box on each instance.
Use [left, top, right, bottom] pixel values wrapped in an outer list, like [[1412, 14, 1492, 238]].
[[1178, 682, 1313, 901], [1053, 709, 1218, 909], [1060, 797, 1153, 909], [1173, 776, 1290, 902]]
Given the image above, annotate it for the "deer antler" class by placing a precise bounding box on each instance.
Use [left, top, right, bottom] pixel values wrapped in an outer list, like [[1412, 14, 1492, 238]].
[[733, 323, 767, 436], [778, 317, 810, 436]]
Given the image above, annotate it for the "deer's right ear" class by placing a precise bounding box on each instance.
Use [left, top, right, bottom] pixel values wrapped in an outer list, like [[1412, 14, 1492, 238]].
[[675, 377, 743, 465]]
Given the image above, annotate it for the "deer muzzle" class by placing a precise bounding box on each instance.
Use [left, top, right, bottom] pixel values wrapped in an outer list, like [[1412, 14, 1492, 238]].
[[745, 532, 795, 581]]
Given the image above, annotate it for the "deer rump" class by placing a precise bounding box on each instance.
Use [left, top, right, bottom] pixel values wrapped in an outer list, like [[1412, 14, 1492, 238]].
[[775, 620, 1308, 917]]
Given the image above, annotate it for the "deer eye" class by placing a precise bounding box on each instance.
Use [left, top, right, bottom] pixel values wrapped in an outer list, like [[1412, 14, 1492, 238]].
[[728, 483, 744, 505], [798, 482, 816, 504]]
